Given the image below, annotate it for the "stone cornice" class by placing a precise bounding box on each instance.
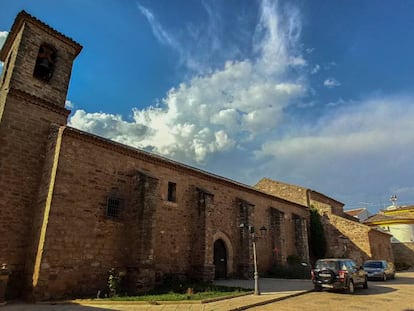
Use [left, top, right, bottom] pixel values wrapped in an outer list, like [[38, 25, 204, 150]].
[[8, 87, 70, 117], [62, 126, 308, 210], [0, 10, 82, 61]]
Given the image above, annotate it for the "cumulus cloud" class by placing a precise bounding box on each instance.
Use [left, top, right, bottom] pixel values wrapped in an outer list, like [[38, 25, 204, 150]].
[[256, 95, 414, 208], [65, 1, 414, 210], [70, 0, 306, 164], [324, 78, 341, 88], [70, 110, 149, 147]]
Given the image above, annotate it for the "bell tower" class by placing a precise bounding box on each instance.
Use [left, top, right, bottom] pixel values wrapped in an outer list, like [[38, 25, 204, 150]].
[[0, 11, 82, 299], [0, 10, 82, 109]]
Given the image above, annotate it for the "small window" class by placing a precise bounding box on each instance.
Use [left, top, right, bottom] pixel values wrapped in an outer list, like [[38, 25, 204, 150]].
[[167, 182, 176, 202], [33, 43, 57, 82], [106, 197, 121, 218]]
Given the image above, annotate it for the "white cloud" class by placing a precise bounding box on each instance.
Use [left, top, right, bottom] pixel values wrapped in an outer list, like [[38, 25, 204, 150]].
[[136, 4, 179, 50], [136, 2, 244, 73], [70, 110, 149, 147], [70, 1, 306, 164], [326, 98, 348, 107], [310, 64, 320, 74], [306, 47, 315, 54], [324, 78, 341, 88], [65, 100, 74, 109], [0, 31, 7, 48], [0, 31, 8, 70], [66, 2, 414, 211], [256, 96, 414, 208]]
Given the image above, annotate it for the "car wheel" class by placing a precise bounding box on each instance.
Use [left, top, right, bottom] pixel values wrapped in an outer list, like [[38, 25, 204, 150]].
[[314, 284, 322, 292], [382, 273, 387, 281], [363, 276, 368, 289], [347, 279, 355, 294]]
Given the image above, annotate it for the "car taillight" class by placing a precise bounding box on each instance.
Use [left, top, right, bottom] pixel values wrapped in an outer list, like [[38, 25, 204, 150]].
[[338, 270, 347, 281], [311, 269, 315, 279]]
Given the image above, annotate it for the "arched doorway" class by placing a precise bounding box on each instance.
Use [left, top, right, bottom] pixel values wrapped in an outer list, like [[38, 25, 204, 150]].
[[214, 239, 227, 279]]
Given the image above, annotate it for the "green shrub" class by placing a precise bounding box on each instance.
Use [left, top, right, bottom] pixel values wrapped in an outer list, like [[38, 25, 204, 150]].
[[267, 263, 311, 279], [395, 262, 412, 271], [107, 268, 125, 297], [309, 207, 326, 261]]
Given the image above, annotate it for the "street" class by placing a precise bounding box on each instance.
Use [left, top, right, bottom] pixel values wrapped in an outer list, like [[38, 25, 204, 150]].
[[250, 270, 414, 311], [2, 271, 414, 310]]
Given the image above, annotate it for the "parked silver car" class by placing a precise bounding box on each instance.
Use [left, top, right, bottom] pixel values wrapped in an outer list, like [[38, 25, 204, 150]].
[[363, 260, 395, 281]]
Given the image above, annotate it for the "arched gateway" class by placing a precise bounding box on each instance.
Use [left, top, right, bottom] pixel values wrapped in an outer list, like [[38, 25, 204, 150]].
[[214, 239, 227, 278], [213, 232, 234, 279]]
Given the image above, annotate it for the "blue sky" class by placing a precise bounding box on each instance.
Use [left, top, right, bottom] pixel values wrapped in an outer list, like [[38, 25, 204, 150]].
[[1, 0, 414, 213]]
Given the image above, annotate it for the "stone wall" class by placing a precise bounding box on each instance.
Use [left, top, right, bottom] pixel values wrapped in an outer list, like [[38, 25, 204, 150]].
[[322, 213, 393, 265], [255, 178, 308, 207], [0, 94, 67, 299], [28, 127, 310, 300], [309, 191, 344, 216], [392, 243, 414, 267]]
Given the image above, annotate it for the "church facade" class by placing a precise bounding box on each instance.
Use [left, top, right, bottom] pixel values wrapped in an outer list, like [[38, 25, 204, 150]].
[[0, 11, 311, 300]]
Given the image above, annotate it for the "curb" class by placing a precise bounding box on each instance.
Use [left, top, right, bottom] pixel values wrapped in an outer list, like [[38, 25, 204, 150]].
[[35, 291, 254, 306], [229, 290, 313, 311]]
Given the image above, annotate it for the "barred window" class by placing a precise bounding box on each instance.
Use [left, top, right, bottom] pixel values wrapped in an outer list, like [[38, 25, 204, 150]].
[[168, 182, 176, 202], [106, 197, 121, 218]]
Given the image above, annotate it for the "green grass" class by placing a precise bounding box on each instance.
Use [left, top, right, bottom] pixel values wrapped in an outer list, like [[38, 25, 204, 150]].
[[104, 289, 249, 301], [99, 283, 251, 302]]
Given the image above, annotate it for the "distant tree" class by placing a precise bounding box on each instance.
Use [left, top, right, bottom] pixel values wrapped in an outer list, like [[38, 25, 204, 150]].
[[309, 206, 327, 262]]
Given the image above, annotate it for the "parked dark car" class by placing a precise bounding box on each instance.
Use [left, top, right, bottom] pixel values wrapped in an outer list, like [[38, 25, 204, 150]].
[[311, 258, 368, 293], [363, 260, 395, 281]]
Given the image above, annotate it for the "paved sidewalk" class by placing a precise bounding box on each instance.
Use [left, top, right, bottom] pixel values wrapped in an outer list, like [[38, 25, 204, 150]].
[[1, 278, 313, 311]]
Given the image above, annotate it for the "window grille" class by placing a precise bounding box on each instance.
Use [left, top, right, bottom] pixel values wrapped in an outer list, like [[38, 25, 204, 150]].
[[106, 197, 121, 218]]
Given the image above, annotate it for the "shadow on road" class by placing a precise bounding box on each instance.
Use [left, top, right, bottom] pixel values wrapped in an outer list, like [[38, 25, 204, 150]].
[[372, 275, 414, 285], [1, 301, 119, 311]]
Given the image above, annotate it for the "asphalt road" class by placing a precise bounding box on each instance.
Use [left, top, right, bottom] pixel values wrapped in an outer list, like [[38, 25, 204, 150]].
[[249, 270, 414, 311]]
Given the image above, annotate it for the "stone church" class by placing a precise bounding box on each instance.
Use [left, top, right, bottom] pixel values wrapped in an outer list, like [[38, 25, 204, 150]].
[[0, 11, 392, 300]]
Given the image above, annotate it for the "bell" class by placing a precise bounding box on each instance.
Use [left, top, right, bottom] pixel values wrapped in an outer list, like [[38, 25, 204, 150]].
[[34, 57, 53, 81], [37, 57, 51, 71]]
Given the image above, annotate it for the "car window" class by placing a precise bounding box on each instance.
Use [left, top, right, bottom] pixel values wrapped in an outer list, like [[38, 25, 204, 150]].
[[345, 261, 354, 270], [316, 260, 338, 270], [363, 261, 383, 268]]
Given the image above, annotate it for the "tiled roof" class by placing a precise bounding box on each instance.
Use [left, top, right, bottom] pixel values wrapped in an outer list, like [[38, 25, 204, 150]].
[[344, 208, 365, 217], [364, 211, 414, 225], [0, 10, 82, 61]]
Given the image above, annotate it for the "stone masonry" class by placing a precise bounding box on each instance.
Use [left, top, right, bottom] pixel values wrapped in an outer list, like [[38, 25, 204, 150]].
[[255, 178, 394, 265]]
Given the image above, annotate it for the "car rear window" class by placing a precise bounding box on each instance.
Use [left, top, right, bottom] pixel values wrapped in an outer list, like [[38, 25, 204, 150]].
[[364, 262, 383, 268], [315, 260, 338, 270]]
